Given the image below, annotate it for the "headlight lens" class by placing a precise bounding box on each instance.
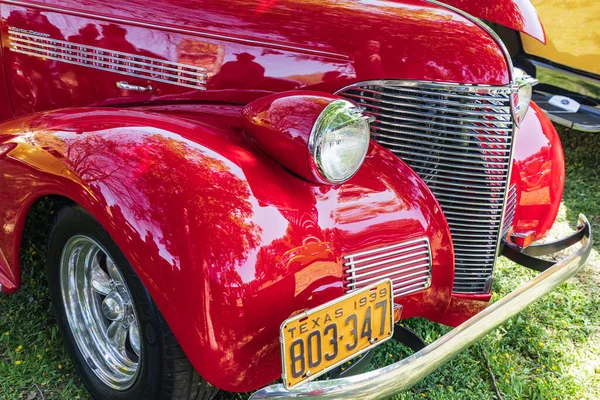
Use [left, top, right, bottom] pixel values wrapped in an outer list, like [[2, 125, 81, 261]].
[[309, 100, 371, 183], [514, 68, 539, 124]]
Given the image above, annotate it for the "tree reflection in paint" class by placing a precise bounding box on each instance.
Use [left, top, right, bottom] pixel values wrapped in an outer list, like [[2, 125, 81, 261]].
[[55, 130, 260, 285]]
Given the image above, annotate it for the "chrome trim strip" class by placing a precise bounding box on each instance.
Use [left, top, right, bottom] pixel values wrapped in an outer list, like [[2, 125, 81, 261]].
[[250, 215, 592, 400], [345, 251, 429, 271], [342, 237, 427, 259], [116, 81, 153, 92], [343, 238, 431, 298], [11, 45, 206, 84], [501, 184, 518, 237], [370, 113, 512, 132], [371, 85, 512, 101], [10, 48, 207, 90], [7, 29, 208, 90], [397, 153, 510, 166], [345, 259, 430, 281], [443, 218, 500, 226], [373, 130, 510, 147], [373, 121, 511, 138], [347, 268, 430, 288], [345, 91, 512, 114], [8, 32, 208, 72], [379, 143, 510, 160]]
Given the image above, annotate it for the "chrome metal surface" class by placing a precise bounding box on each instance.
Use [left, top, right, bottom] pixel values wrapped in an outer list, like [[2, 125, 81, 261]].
[[502, 184, 517, 237], [60, 235, 141, 390], [513, 68, 538, 123], [116, 81, 153, 92], [337, 80, 515, 294], [343, 238, 431, 298], [308, 100, 372, 184], [8, 28, 207, 90], [514, 69, 539, 89], [250, 214, 592, 400]]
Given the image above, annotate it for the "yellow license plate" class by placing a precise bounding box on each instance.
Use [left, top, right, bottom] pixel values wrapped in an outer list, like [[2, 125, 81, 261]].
[[280, 279, 394, 388]]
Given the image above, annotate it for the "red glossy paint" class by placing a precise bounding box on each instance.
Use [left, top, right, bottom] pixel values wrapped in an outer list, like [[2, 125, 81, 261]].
[[0, 0, 568, 393], [510, 101, 565, 241], [441, 0, 546, 43], [242, 91, 344, 184], [0, 106, 454, 391], [0, 0, 510, 116], [0, 30, 13, 122]]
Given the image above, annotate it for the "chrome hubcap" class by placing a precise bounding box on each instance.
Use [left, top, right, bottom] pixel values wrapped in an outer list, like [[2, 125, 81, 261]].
[[60, 235, 141, 390]]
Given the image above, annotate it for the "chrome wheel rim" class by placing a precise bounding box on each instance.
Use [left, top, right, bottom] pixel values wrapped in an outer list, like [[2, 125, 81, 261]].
[[60, 235, 141, 390]]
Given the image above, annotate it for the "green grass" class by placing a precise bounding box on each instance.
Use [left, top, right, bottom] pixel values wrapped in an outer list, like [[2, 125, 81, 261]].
[[1, 127, 599, 400]]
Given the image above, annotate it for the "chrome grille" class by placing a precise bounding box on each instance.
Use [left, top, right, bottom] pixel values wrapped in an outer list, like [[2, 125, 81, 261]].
[[7, 28, 207, 90], [338, 81, 515, 294], [343, 238, 432, 298], [502, 184, 517, 237]]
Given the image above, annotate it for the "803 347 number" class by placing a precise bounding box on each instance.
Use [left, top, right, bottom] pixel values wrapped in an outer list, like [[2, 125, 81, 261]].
[[280, 279, 394, 388]]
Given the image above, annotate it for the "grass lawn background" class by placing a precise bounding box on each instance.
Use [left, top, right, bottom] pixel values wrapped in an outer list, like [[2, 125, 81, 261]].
[[1, 126, 599, 400]]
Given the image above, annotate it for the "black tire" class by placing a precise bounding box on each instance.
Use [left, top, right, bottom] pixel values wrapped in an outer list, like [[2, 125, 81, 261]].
[[46, 204, 218, 400]]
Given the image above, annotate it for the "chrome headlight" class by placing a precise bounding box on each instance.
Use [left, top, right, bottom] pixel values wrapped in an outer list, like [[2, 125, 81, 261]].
[[309, 100, 371, 183], [514, 68, 539, 124]]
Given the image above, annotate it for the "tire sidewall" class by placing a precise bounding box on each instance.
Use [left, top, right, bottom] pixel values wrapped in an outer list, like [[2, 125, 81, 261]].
[[47, 205, 163, 400]]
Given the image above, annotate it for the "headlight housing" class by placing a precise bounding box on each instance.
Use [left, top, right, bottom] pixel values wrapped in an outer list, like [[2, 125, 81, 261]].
[[309, 100, 371, 183], [242, 92, 372, 185], [513, 68, 539, 124]]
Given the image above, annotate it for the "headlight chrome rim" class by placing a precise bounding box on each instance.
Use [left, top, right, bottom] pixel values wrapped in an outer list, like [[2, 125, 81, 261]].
[[308, 99, 372, 184]]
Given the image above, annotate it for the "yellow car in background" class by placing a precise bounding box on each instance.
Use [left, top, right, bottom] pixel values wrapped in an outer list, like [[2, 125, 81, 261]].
[[496, 0, 599, 132]]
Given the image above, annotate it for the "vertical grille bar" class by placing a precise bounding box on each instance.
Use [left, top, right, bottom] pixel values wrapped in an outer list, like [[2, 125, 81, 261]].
[[338, 81, 516, 294]]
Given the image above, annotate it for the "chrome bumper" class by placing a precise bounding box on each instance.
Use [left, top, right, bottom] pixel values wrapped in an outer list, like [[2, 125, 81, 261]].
[[250, 214, 592, 400]]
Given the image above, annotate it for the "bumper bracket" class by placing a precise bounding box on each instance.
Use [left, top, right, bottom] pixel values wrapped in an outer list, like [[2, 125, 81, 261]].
[[502, 219, 590, 272]]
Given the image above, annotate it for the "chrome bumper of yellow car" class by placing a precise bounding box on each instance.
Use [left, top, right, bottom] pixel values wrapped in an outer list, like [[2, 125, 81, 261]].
[[250, 214, 592, 400]]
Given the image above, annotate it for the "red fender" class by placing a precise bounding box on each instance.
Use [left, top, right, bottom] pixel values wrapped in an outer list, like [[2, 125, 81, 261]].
[[0, 106, 454, 391], [510, 101, 565, 241], [439, 0, 546, 43]]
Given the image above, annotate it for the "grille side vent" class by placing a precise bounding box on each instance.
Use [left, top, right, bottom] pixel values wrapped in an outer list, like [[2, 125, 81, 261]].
[[343, 237, 432, 298], [338, 81, 515, 294]]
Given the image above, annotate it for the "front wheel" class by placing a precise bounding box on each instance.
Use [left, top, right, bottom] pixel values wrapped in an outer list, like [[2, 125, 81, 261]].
[[46, 205, 217, 400]]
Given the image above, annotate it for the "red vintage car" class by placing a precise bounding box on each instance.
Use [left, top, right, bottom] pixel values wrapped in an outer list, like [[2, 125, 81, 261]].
[[0, 0, 593, 399]]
